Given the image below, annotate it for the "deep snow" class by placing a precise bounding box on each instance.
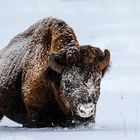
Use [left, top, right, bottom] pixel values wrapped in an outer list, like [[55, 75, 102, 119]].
[[0, 0, 140, 139]]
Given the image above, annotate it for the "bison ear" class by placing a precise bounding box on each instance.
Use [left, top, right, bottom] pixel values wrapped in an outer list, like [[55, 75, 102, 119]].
[[47, 53, 64, 74], [45, 66, 61, 85], [98, 49, 110, 70], [45, 53, 64, 84]]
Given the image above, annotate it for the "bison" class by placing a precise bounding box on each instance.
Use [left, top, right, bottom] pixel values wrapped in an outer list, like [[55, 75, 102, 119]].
[[0, 17, 110, 128]]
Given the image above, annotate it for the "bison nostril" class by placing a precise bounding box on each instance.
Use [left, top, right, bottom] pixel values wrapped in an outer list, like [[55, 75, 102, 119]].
[[79, 108, 85, 114], [90, 110, 94, 113]]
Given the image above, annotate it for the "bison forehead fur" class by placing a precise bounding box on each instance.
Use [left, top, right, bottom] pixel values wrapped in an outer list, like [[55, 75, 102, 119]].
[[0, 17, 110, 128]]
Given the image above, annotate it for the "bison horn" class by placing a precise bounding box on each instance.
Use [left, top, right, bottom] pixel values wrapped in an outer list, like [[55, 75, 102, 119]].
[[99, 49, 110, 70], [48, 53, 64, 74]]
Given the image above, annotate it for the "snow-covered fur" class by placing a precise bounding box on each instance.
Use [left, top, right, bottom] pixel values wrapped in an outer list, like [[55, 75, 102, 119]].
[[0, 17, 110, 128]]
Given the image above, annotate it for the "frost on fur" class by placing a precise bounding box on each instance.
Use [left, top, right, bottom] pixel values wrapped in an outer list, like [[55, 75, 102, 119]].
[[0, 17, 110, 128]]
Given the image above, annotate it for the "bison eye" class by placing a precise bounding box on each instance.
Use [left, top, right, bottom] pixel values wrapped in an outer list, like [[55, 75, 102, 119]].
[[65, 80, 72, 88], [63, 80, 76, 93], [95, 79, 101, 89]]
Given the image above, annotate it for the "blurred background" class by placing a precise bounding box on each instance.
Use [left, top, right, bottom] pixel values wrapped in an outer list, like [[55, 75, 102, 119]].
[[0, 0, 140, 138]]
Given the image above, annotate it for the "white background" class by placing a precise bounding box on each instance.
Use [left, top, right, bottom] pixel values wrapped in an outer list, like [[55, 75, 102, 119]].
[[0, 0, 140, 139]]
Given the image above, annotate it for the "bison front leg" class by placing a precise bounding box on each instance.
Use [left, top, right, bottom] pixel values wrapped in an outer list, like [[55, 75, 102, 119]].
[[22, 73, 49, 128], [23, 106, 42, 128]]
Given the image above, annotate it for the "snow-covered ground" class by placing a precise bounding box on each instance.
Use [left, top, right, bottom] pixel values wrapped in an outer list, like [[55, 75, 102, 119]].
[[0, 0, 140, 139]]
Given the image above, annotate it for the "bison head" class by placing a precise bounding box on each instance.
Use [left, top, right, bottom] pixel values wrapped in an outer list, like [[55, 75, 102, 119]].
[[46, 45, 110, 122]]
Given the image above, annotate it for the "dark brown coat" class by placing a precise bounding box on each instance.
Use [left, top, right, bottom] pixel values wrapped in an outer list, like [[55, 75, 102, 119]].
[[0, 17, 110, 128], [0, 17, 80, 127]]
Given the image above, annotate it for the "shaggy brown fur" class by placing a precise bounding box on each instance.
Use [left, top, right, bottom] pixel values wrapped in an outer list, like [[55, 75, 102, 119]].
[[0, 17, 81, 127], [0, 17, 110, 128]]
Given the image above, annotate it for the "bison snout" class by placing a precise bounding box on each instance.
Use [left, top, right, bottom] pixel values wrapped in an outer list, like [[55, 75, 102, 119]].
[[76, 103, 95, 118]]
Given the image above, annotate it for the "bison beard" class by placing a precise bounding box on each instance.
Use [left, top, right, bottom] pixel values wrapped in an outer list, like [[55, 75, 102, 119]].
[[0, 17, 110, 128]]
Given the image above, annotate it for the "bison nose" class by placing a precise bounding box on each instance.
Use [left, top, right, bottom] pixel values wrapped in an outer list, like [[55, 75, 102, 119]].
[[77, 103, 95, 118]]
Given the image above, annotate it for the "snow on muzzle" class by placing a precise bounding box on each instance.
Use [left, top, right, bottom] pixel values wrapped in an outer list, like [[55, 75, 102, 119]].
[[76, 103, 95, 118]]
